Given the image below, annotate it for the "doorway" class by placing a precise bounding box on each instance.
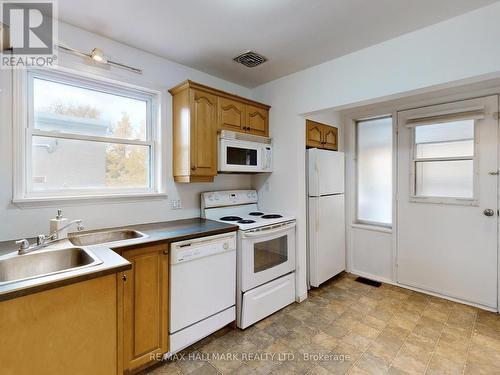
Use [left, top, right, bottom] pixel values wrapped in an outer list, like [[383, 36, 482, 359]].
[[397, 96, 498, 309]]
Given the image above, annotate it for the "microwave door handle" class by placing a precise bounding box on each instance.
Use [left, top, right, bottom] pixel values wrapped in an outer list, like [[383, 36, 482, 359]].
[[263, 147, 271, 170], [242, 222, 295, 238]]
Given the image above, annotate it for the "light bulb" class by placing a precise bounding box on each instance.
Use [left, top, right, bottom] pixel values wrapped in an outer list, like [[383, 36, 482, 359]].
[[90, 48, 107, 63]]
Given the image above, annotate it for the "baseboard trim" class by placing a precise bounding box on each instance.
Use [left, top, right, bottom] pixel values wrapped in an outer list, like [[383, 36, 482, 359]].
[[296, 292, 308, 303]]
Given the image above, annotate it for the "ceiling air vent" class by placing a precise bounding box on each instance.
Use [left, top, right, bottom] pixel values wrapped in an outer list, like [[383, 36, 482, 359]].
[[233, 51, 267, 68]]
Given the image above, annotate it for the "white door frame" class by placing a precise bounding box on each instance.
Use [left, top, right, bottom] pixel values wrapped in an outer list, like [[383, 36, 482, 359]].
[[342, 84, 500, 313], [396, 95, 498, 310]]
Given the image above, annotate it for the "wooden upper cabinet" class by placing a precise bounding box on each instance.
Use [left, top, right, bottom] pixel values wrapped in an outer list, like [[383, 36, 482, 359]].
[[170, 83, 219, 183], [218, 100, 269, 136], [191, 89, 218, 178], [306, 121, 323, 148], [306, 120, 338, 151], [120, 243, 169, 374], [322, 126, 338, 151], [246, 105, 268, 136], [170, 80, 271, 183], [218, 97, 245, 132]]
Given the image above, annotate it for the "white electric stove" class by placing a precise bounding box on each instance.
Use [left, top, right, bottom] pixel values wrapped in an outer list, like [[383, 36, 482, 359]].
[[201, 190, 296, 329]]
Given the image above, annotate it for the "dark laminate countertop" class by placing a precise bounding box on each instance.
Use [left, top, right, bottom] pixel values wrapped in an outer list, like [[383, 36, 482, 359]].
[[0, 218, 238, 301]]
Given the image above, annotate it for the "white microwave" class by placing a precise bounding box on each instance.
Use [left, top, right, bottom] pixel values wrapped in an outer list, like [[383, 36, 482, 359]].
[[218, 131, 272, 173]]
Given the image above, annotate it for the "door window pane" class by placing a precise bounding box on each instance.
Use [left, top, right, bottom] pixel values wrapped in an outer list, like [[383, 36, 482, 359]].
[[32, 136, 150, 191], [415, 160, 473, 198], [356, 117, 393, 226], [415, 121, 474, 158], [413, 120, 475, 200], [254, 236, 288, 273]]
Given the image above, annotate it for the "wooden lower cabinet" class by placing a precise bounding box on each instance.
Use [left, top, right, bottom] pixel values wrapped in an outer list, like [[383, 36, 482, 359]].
[[0, 275, 119, 375], [119, 243, 169, 374]]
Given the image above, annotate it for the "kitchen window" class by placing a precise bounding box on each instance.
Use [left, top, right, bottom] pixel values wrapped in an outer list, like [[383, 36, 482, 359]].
[[411, 120, 476, 202], [355, 116, 393, 227], [14, 68, 162, 202]]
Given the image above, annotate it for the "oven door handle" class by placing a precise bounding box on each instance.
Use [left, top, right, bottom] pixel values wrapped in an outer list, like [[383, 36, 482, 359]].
[[242, 221, 296, 238]]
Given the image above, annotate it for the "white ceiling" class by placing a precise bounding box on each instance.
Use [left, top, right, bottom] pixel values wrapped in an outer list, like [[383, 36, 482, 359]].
[[58, 0, 498, 88]]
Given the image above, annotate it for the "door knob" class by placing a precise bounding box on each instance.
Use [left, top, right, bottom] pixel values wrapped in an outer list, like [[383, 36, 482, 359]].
[[483, 208, 495, 217]]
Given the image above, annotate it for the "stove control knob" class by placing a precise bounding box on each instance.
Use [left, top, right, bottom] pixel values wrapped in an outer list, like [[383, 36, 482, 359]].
[[223, 242, 229, 250]]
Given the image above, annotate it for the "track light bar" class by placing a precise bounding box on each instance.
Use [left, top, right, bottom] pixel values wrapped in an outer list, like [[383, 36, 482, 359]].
[[57, 44, 142, 74]]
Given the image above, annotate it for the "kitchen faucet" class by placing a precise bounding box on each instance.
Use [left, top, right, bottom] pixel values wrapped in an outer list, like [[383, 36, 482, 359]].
[[16, 219, 85, 255]]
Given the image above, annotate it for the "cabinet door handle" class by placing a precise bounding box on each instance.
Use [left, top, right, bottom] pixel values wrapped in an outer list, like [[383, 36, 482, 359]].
[[191, 166, 196, 171], [163, 250, 168, 255], [122, 274, 127, 281]]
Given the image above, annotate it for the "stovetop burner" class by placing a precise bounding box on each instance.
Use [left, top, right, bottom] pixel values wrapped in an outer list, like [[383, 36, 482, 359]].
[[249, 212, 264, 216], [261, 214, 283, 219], [220, 216, 243, 221], [238, 219, 256, 224]]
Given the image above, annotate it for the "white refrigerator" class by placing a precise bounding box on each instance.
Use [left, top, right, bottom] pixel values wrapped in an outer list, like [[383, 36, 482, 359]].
[[307, 148, 345, 288]]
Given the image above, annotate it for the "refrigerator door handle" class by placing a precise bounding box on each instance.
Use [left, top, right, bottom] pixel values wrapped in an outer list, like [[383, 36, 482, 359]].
[[315, 161, 320, 195], [315, 201, 320, 232], [314, 161, 320, 231]]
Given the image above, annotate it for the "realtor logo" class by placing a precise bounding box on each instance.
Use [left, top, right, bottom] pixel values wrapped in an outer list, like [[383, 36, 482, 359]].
[[1, 0, 57, 68]]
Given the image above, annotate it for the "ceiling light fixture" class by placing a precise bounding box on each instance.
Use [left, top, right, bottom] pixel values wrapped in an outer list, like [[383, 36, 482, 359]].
[[90, 48, 107, 63], [57, 44, 142, 74]]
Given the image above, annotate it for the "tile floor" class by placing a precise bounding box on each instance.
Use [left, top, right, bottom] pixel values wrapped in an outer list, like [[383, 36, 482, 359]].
[[148, 273, 500, 374]]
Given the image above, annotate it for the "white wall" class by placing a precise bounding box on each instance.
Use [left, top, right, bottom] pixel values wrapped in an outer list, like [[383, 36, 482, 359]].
[[0, 22, 253, 241], [351, 228, 393, 282], [251, 2, 500, 299]]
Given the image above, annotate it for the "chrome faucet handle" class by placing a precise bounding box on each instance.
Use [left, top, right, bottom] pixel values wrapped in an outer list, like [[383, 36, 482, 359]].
[[77, 222, 85, 231], [15, 239, 30, 254], [37, 234, 47, 246]]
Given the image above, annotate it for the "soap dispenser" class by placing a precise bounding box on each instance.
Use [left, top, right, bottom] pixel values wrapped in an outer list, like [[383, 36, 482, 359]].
[[50, 209, 69, 239]]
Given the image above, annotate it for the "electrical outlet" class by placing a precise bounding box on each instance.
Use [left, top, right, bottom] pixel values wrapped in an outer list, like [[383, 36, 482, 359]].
[[170, 199, 182, 210]]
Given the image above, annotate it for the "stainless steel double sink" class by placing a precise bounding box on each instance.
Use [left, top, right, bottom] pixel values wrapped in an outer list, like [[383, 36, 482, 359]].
[[0, 229, 146, 286], [68, 229, 145, 246]]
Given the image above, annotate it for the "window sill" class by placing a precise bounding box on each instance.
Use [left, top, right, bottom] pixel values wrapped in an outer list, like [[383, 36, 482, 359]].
[[12, 192, 168, 208], [351, 223, 392, 234]]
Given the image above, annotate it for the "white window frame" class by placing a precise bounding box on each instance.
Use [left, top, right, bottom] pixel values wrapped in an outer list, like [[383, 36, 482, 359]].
[[13, 67, 164, 204], [354, 115, 393, 228], [409, 121, 479, 206]]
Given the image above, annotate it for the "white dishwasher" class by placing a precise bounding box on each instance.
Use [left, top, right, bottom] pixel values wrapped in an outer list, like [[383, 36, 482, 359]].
[[169, 232, 236, 354]]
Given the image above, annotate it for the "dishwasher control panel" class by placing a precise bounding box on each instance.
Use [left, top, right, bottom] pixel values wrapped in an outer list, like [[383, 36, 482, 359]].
[[170, 232, 236, 264]]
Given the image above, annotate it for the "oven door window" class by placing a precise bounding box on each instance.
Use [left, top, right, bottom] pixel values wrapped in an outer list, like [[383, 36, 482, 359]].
[[254, 235, 288, 273], [227, 147, 258, 166]]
